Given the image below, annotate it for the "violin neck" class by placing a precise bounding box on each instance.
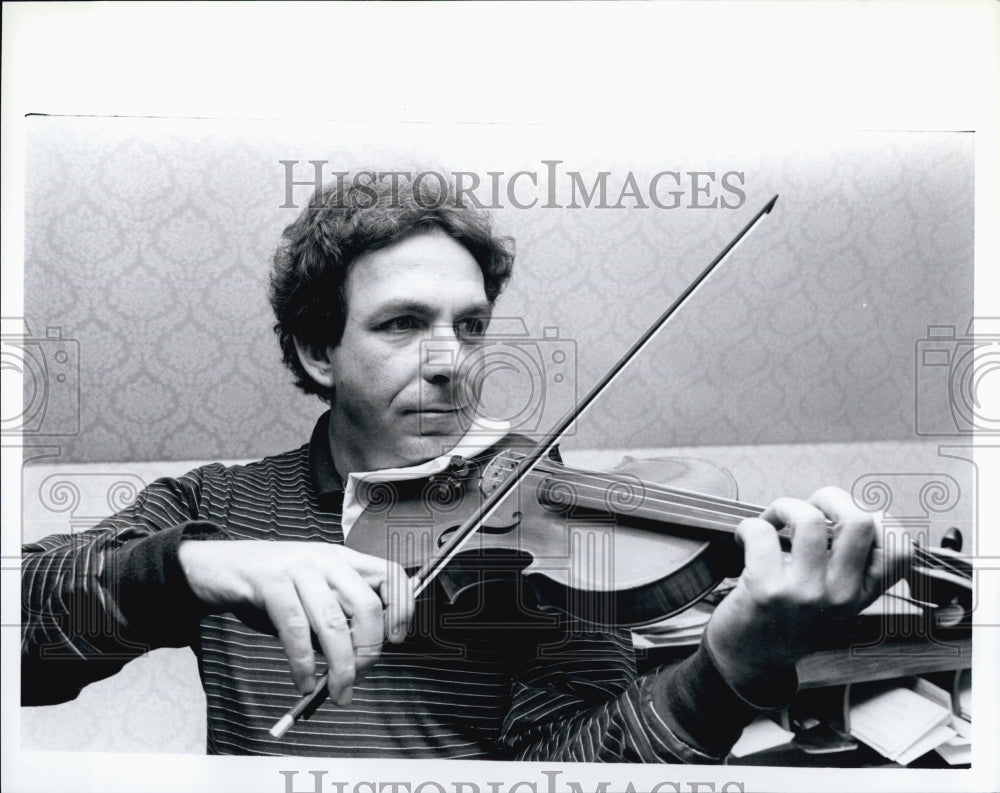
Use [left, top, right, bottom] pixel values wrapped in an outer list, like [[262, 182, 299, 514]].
[[528, 460, 970, 580], [533, 463, 763, 544]]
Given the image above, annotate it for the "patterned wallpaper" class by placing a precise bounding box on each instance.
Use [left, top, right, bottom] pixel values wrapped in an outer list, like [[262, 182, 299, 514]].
[[20, 118, 973, 463]]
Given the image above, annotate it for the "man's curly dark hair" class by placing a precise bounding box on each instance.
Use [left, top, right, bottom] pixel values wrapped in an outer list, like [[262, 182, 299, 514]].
[[270, 171, 515, 400]]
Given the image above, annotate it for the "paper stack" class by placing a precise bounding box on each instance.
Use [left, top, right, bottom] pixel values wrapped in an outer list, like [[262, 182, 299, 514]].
[[730, 717, 796, 758], [957, 671, 971, 721], [849, 685, 957, 765], [913, 677, 972, 765]]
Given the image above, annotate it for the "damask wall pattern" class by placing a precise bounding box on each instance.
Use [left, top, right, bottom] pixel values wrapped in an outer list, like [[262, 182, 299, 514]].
[[22, 118, 973, 463]]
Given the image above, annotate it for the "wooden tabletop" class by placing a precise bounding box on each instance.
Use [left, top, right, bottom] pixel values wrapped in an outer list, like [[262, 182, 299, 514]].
[[796, 636, 971, 689]]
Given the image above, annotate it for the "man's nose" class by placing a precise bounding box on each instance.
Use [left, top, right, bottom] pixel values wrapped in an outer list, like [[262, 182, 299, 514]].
[[420, 334, 462, 384]]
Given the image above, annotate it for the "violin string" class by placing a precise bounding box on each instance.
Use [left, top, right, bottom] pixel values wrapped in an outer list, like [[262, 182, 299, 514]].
[[540, 467, 971, 576], [518, 465, 968, 578], [529, 468, 761, 528], [524, 465, 765, 528], [911, 547, 970, 579], [555, 469, 969, 577], [532, 458, 765, 518]]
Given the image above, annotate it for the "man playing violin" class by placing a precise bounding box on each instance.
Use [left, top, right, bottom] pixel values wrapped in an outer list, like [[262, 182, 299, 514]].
[[22, 173, 910, 760]]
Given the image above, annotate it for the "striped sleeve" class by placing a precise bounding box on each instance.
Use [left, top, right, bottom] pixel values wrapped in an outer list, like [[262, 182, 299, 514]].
[[502, 616, 797, 762], [21, 468, 226, 705]]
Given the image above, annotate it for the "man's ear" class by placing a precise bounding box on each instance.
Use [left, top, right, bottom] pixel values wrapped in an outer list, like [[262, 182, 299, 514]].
[[293, 337, 336, 390]]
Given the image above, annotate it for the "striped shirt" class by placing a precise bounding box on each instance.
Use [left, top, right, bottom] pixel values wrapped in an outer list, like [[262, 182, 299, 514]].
[[22, 413, 789, 760]]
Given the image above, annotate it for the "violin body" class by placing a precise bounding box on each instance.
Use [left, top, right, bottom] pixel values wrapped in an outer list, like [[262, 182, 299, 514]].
[[346, 449, 745, 628]]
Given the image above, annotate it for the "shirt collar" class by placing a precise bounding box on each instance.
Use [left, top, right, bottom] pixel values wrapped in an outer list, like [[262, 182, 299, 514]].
[[338, 417, 510, 537], [308, 409, 513, 503], [309, 411, 344, 497]]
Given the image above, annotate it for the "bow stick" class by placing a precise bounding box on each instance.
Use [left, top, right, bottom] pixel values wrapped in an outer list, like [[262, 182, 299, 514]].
[[270, 194, 780, 739]]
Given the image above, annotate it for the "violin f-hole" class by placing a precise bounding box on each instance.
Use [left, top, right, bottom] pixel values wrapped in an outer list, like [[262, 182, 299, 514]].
[[436, 514, 523, 548]]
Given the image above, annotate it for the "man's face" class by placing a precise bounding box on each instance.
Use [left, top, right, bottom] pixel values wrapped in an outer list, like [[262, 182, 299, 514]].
[[325, 228, 492, 473]]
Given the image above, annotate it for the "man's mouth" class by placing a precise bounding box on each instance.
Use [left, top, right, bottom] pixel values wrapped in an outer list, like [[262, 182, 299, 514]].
[[403, 406, 466, 436], [404, 404, 467, 415]]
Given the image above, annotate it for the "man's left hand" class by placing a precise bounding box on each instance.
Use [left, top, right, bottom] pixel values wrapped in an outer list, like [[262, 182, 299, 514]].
[[704, 486, 912, 694]]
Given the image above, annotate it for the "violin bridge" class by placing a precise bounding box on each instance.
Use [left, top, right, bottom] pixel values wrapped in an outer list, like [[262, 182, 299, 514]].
[[480, 450, 522, 497]]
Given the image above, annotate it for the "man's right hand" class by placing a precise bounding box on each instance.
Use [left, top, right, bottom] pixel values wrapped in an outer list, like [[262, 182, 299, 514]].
[[177, 540, 414, 705]]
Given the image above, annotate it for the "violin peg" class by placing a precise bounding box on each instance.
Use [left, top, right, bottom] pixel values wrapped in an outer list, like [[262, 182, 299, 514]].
[[448, 455, 471, 478], [942, 527, 963, 552]]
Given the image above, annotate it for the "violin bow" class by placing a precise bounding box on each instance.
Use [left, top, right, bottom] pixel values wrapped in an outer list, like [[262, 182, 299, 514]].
[[412, 194, 779, 597], [270, 194, 780, 739]]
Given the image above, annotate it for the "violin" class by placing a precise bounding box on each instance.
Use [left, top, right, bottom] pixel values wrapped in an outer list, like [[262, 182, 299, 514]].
[[269, 195, 973, 738], [267, 444, 971, 738], [346, 448, 746, 628], [344, 446, 972, 629]]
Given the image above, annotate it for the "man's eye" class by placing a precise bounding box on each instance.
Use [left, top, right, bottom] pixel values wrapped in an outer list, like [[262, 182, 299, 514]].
[[457, 317, 489, 339], [381, 317, 418, 332]]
